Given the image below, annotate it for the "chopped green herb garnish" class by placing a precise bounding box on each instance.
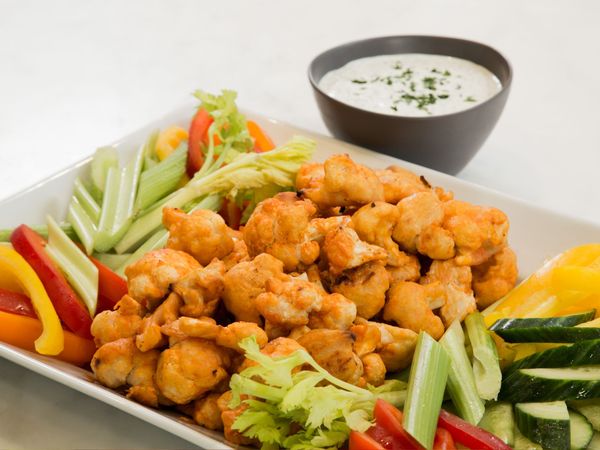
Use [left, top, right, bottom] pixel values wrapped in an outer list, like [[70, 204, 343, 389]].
[[401, 93, 438, 112], [393, 62, 403, 70], [410, 81, 416, 92], [391, 105, 398, 112], [444, 70, 451, 76], [422, 77, 437, 91], [399, 68, 413, 80], [438, 94, 449, 99], [351, 79, 367, 84], [465, 96, 477, 102]]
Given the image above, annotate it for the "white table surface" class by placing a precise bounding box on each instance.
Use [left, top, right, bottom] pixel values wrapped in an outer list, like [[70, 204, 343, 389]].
[[1, 0, 599, 448]]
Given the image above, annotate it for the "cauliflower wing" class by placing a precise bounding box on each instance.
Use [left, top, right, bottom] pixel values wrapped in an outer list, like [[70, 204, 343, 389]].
[[375, 166, 430, 204], [322, 225, 387, 275], [472, 246, 518, 308], [308, 293, 357, 330], [172, 259, 226, 318], [193, 393, 224, 430], [91, 295, 144, 347], [136, 292, 182, 352]]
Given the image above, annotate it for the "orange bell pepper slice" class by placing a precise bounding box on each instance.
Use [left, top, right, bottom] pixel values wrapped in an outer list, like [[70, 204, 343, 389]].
[[247, 120, 275, 152], [0, 310, 95, 366]]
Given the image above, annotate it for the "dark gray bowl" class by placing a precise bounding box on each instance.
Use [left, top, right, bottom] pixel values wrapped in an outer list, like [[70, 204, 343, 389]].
[[308, 35, 512, 174]]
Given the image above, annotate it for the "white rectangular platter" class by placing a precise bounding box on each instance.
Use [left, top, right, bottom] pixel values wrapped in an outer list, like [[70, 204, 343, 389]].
[[0, 104, 599, 449]]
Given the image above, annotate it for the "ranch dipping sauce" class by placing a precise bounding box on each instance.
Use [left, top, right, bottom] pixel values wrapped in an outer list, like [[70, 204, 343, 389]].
[[319, 53, 502, 117]]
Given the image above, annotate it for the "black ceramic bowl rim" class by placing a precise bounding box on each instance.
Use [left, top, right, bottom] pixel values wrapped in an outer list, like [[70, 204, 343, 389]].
[[308, 35, 513, 121]]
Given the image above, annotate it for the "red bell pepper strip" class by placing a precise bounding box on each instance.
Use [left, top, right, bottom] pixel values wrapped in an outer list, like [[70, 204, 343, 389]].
[[0, 288, 36, 318], [11, 225, 92, 339], [0, 310, 95, 366], [438, 410, 511, 450], [247, 120, 275, 152], [433, 428, 456, 450], [350, 431, 386, 450], [373, 399, 421, 449], [186, 108, 214, 177], [90, 256, 127, 309]]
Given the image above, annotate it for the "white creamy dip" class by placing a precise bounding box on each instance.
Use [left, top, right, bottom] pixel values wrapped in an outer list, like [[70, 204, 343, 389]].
[[319, 53, 502, 117]]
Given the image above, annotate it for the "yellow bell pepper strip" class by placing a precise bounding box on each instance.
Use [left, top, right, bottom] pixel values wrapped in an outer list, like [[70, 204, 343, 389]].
[[0, 310, 95, 366], [0, 246, 63, 355], [155, 126, 188, 161], [552, 265, 600, 293], [483, 244, 600, 326]]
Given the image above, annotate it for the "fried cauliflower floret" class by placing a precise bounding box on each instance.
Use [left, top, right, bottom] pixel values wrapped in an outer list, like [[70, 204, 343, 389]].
[[125, 248, 200, 310], [297, 329, 363, 385], [386, 252, 421, 283], [155, 339, 230, 404], [361, 353, 386, 387], [352, 201, 408, 266], [237, 337, 304, 373], [472, 247, 518, 308], [332, 261, 390, 319], [172, 259, 225, 318], [443, 200, 509, 266], [322, 225, 388, 275], [222, 253, 284, 324], [91, 337, 136, 389], [163, 207, 234, 266], [136, 292, 182, 352], [372, 323, 418, 372], [126, 348, 162, 408], [161, 316, 221, 342], [351, 323, 381, 357], [91, 295, 144, 347], [384, 281, 445, 339], [242, 192, 319, 272], [193, 393, 223, 430], [297, 154, 385, 209], [255, 275, 324, 328], [222, 238, 250, 271], [216, 322, 269, 353], [218, 391, 256, 446], [421, 259, 473, 293], [305, 215, 352, 245], [375, 166, 430, 204], [393, 192, 455, 260], [440, 284, 477, 327], [308, 293, 357, 330]]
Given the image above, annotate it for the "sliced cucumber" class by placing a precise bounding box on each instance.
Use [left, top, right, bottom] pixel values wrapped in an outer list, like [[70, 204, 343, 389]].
[[515, 401, 570, 450], [514, 426, 543, 450], [569, 400, 600, 431], [587, 432, 600, 449], [504, 339, 600, 378], [491, 310, 596, 331], [495, 326, 600, 343], [501, 366, 600, 402], [479, 402, 514, 446], [570, 410, 594, 450]]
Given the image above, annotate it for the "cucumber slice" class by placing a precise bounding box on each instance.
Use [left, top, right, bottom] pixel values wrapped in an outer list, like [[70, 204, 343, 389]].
[[516, 401, 570, 450], [570, 410, 594, 450], [495, 326, 600, 343], [479, 402, 514, 446], [491, 310, 596, 331], [514, 426, 543, 450], [501, 366, 600, 402], [587, 432, 600, 449], [504, 339, 600, 378], [569, 400, 600, 431]]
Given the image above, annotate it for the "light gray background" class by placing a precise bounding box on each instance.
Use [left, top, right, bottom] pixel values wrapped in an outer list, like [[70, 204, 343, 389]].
[[1, 0, 598, 448]]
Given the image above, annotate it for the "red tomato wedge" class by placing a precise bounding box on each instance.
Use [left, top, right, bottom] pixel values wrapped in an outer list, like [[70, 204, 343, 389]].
[[433, 428, 456, 450], [186, 108, 213, 177], [438, 410, 511, 450], [350, 431, 386, 450], [247, 119, 275, 152], [10, 225, 92, 339], [90, 256, 127, 311], [0, 288, 36, 318], [373, 399, 421, 449]]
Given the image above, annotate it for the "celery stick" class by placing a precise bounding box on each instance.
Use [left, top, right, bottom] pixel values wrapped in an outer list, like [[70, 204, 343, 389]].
[[0, 223, 78, 242], [67, 197, 97, 255], [94, 167, 121, 252], [440, 321, 485, 425], [135, 143, 187, 212], [115, 195, 222, 274], [465, 312, 502, 401], [73, 177, 100, 223], [90, 147, 118, 194], [403, 332, 450, 450], [45, 215, 98, 316], [92, 252, 132, 272]]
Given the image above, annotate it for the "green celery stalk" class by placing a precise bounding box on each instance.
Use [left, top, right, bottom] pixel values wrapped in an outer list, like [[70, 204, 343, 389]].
[[0, 223, 78, 242], [114, 136, 314, 254], [92, 252, 132, 272], [90, 146, 119, 196], [403, 332, 450, 450], [45, 215, 98, 316], [94, 167, 121, 251], [440, 321, 485, 425], [465, 312, 502, 401], [115, 194, 222, 275], [73, 177, 100, 223], [67, 197, 97, 255], [134, 143, 187, 212]]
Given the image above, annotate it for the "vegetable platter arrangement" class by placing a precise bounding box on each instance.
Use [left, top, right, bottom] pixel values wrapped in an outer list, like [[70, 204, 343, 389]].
[[0, 89, 600, 450]]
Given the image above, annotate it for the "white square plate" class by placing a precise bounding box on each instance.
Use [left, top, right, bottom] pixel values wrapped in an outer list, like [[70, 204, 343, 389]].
[[1, 105, 599, 449]]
